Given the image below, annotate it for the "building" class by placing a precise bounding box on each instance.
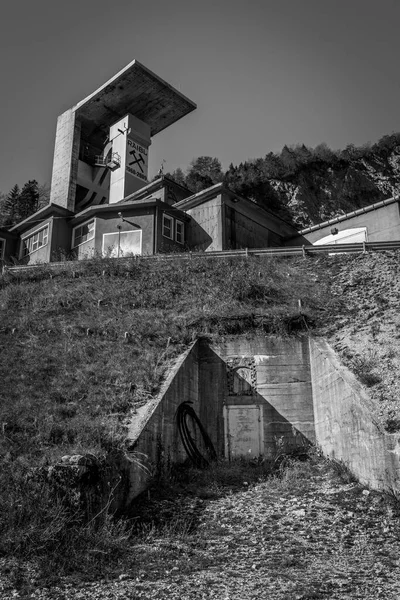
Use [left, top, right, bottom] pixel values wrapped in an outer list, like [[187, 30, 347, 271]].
[[1, 59, 400, 265], [285, 196, 400, 247]]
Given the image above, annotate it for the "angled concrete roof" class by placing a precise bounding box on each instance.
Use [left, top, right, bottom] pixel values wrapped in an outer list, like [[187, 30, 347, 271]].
[[74, 59, 197, 139]]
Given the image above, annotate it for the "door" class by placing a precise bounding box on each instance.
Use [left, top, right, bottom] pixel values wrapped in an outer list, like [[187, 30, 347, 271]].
[[224, 404, 264, 460]]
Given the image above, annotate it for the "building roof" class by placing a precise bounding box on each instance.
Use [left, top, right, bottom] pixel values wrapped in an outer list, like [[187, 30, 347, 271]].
[[297, 196, 400, 235], [9, 204, 74, 234], [74, 59, 197, 142], [118, 175, 192, 204], [173, 183, 298, 230], [0, 227, 18, 240]]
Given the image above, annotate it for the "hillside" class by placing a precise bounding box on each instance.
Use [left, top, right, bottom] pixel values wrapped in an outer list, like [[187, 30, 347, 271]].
[[1, 250, 400, 595], [223, 133, 400, 227]]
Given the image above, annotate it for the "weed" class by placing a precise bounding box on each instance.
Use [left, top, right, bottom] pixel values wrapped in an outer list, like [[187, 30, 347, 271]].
[[351, 351, 382, 386], [328, 457, 358, 484]]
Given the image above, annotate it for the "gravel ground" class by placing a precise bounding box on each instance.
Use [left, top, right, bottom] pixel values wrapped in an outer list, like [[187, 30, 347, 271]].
[[2, 457, 400, 600]]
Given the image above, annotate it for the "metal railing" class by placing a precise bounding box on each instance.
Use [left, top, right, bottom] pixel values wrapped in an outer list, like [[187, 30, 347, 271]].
[[2, 240, 400, 276], [94, 152, 121, 170]]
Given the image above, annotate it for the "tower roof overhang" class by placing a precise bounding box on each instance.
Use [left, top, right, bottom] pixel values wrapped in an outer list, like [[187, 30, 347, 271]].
[[74, 59, 196, 145]]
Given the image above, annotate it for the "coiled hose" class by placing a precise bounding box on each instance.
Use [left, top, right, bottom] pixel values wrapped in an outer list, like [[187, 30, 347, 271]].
[[176, 401, 217, 468]]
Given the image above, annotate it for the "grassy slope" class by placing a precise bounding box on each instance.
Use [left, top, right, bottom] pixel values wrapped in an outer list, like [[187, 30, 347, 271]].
[[1, 251, 400, 594], [0, 255, 329, 465]]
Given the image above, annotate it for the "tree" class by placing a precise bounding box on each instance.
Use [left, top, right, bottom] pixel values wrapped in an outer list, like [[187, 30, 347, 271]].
[[0, 191, 8, 227], [185, 156, 224, 193], [166, 167, 187, 188], [18, 180, 39, 221], [2, 184, 21, 227]]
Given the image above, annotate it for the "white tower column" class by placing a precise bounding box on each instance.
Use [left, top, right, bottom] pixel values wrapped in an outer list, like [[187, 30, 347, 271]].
[[109, 114, 151, 204]]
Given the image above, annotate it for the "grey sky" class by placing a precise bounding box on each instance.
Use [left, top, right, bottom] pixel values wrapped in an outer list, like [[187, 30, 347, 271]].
[[1, 0, 399, 192]]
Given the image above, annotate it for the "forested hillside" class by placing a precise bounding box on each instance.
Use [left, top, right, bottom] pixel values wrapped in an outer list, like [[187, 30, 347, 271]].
[[169, 133, 400, 228], [2, 134, 400, 232]]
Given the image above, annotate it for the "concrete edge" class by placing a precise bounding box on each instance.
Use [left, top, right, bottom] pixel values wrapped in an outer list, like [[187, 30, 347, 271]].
[[309, 336, 383, 430], [126, 340, 199, 444]]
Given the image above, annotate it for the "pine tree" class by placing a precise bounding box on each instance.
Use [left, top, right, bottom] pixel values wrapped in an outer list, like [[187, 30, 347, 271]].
[[3, 184, 21, 227], [18, 180, 39, 221]]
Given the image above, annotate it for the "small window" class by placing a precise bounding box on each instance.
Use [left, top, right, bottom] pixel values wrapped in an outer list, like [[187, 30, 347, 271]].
[[175, 220, 184, 244], [0, 238, 5, 259], [162, 214, 173, 240], [22, 225, 49, 257], [72, 219, 95, 248]]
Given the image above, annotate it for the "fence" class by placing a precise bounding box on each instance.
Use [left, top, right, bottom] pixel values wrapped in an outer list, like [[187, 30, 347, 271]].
[[2, 240, 400, 275]]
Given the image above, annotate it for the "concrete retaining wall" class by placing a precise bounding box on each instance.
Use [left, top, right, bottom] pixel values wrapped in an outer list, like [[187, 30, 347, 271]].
[[208, 335, 315, 457], [125, 342, 200, 503], [309, 337, 400, 491], [123, 334, 400, 507]]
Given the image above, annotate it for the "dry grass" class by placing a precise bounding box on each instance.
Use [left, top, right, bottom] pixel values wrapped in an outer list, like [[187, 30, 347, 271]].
[[1, 251, 400, 593]]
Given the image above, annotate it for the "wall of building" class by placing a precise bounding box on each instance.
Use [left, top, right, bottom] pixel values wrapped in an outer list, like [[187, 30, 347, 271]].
[[156, 208, 188, 253], [94, 210, 155, 256], [76, 160, 110, 210], [50, 217, 73, 260], [287, 202, 400, 246], [309, 337, 400, 491], [207, 335, 315, 457], [49, 109, 81, 212], [0, 230, 18, 264], [185, 194, 223, 251], [222, 194, 295, 249], [20, 219, 53, 265]]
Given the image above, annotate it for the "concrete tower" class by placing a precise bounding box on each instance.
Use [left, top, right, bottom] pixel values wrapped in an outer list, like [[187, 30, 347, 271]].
[[49, 60, 196, 212]]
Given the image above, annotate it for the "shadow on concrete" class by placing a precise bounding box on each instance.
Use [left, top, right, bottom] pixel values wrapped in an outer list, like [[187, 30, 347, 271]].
[[197, 341, 313, 463]]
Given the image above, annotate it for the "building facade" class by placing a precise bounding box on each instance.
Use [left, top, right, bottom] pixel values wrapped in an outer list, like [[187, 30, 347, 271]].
[[1, 59, 399, 267]]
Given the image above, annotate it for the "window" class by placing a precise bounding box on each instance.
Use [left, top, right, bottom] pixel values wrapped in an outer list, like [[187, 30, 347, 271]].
[[102, 230, 142, 257], [162, 214, 173, 240], [72, 219, 95, 248], [22, 226, 49, 257], [175, 220, 184, 244], [0, 238, 5, 259], [162, 214, 185, 244]]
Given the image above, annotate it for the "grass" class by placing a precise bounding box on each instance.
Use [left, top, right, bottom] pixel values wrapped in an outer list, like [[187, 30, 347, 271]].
[[1, 251, 400, 590], [0, 254, 332, 575]]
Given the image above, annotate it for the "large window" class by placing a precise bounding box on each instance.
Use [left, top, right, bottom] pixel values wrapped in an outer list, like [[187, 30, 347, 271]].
[[162, 214, 185, 244], [102, 230, 142, 257], [72, 219, 95, 248], [21, 225, 49, 257], [0, 238, 5, 259]]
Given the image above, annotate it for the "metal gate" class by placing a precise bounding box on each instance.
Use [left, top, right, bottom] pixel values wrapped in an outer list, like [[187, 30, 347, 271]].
[[223, 404, 264, 460]]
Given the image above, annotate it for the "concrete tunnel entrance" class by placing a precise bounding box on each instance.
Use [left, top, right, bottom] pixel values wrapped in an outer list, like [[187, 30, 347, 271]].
[[123, 333, 400, 507]]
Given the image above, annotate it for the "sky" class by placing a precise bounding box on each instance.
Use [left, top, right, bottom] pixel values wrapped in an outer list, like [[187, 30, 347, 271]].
[[1, 0, 400, 192]]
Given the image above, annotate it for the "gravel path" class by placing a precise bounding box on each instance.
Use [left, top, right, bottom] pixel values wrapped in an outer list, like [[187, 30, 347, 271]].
[[2, 457, 400, 600]]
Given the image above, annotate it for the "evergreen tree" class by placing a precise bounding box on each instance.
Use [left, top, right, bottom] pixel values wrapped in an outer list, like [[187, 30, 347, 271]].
[[18, 180, 39, 221], [3, 184, 21, 227], [185, 156, 223, 192], [166, 167, 187, 188]]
